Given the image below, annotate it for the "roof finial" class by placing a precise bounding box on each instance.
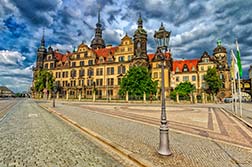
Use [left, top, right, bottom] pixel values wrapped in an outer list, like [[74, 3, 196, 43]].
[[217, 39, 221, 46]]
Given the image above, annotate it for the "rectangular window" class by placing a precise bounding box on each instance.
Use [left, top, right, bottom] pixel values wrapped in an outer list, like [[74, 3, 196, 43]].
[[120, 48, 125, 52], [119, 56, 124, 62], [192, 75, 196, 81], [87, 90, 92, 95], [79, 69, 85, 77], [107, 89, 113, 96], [66, 71, 68, 78], [96, 79, 103, 86], [176, 76, 179, 82], [88, 69, 94, 76], [72, 62, 76, 67], [87, 79, 93, 86], [154, 72, 158, 78], [88, 60, 93, 65], [183, 76, 189, 81], [50, 63, 54, 69], [71, 70, 76, 78], [107, 67, 114, 75], [76, 54, 80, 59], [107, 78, 114, 86], [78, 79, 84, 86], [118, 66, 126, 74], [128, 55, 131, 61], [84, 51, 88, 57], [80, 61, 84, 66], [201, 66, 204, 71], [96, 68, 103, 76], [118, 78, 122, 85], [45, 64, 48, 69]]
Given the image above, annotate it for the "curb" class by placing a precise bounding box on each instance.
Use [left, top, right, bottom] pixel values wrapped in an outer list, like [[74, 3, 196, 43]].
[[39, 105, 154, 167], [221, 107, 252, 129]]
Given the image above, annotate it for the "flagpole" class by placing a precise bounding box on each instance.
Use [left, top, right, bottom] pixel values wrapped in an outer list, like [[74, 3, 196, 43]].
[[238, 73, 242, 117], [231, 78, 235, 114], [233, 76, 237, 115]]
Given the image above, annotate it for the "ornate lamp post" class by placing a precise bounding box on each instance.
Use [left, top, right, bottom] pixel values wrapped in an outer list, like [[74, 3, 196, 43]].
[[154, 23, 171, 156]]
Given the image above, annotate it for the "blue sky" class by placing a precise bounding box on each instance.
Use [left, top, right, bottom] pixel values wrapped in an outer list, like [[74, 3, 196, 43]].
[[0, 0, 251, 92]]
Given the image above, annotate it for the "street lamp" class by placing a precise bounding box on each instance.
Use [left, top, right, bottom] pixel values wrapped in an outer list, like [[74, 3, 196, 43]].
[[52, 82, 57, 107], [154, 22, 171, 156]]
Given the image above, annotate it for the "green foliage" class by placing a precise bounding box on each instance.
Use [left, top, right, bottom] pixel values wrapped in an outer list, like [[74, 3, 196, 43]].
[[34, 70, 54, 92], [119, 66, 158, 97], [15, 93, 23, 97], [204, 67, 222, 95], [170, 81, 195, 100]]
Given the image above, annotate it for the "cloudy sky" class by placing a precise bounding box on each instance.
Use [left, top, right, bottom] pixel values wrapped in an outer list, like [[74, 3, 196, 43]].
[[0, 0, 251, 92]]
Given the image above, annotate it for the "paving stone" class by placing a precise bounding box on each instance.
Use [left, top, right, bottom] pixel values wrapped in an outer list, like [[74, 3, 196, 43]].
[[43, 101, 252, 167], [0, 99, 131, 167]]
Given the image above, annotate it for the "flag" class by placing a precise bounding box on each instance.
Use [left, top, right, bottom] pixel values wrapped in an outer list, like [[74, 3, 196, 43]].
[[236, 40, 242, 77], [231, 49, 239, 79]]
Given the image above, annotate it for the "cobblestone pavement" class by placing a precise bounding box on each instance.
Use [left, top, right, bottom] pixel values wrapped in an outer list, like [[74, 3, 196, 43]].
[[65, 102, 252, 148], [0, 99, 135, 167], [40, 100, 252, 167], [0, 99, 18, 119], [220, 102, 252, 126]]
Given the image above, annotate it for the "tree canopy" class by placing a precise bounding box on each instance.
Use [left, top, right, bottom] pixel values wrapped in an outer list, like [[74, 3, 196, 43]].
[[119, 66, 158, 97], [204, 67, 222, 95], [170, 81, 195, 100], [34, 70, 54, 92]]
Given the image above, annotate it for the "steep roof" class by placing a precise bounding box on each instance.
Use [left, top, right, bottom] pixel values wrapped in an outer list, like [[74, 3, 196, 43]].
[[94, 46, 118, 58], [172, 59, 199, 72], [148, 52, 171, 61], [54, 51, 71, 63]]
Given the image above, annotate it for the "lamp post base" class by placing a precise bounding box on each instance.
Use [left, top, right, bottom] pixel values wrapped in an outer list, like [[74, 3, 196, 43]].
[[158, 127, 172, 156]]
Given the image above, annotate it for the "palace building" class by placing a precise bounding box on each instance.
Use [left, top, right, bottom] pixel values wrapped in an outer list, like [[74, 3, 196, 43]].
[[32, 12, 231, 101]]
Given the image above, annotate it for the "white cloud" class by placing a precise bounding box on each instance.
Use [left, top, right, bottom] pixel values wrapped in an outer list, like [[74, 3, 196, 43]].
[[0, 50, 26, 65], [51, 43, 73, 53], [0, 50, 33, 92]]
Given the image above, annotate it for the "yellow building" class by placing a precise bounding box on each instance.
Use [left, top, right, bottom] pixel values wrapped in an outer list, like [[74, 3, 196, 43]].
[[33, 12, 231, 101], [33, 14, 172, 100]]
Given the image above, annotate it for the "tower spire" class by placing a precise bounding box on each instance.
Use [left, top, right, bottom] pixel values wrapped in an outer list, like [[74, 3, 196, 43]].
[[137, 13, 143, 28], [90, 8, 105, 49], [41, 28, 45, 48], [98, 6, 101, 24]]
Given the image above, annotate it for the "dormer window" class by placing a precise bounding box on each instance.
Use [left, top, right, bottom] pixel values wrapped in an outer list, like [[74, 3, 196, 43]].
[[183, 64, 189, 72], [176, 67, 179, 72], [192, 66, 196, 71], [99, 57, 104, 63], [204, 58, 209, 63]]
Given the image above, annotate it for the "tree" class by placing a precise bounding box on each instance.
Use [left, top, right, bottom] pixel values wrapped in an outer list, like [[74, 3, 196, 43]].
[[170, 81, 195, 100], [204, 67, 222, 97], [119, 66, 158, 97], [34, 70, 54, 93]]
